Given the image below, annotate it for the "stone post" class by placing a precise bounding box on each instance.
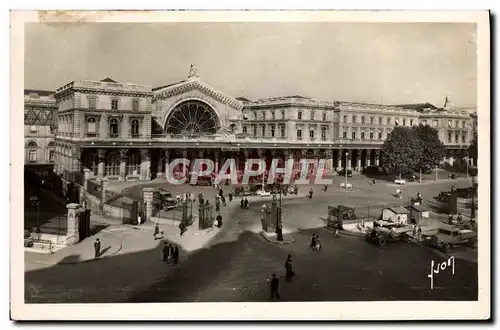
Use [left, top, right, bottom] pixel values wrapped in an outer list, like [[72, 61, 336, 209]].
[[66, 203, 81, 245], [97, 149, 105, 179], [83, 168, 90, 193], [143, 187, 155, 222], [119, 148, 128, 181]]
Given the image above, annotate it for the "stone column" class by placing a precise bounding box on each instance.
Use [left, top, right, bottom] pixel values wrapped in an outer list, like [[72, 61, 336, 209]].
[[66, 203, 80, 245], [325, 150, 333, 175], [347, 150, 352, 170], [375, 150, 380, 166], [140, 148, 151, 180], [119, 148, 128, 181], [97, 149, 105, 179], [357, 150, 362, 171], [337, 150, 342, 170], [366, 150, 372, 167], [143, 187, 155, 222]]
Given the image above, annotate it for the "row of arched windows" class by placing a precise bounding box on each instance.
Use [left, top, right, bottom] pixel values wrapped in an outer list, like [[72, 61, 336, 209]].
[[26, 141, 55, 163]]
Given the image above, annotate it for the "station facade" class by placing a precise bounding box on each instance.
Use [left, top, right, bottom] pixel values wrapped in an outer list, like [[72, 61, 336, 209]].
[[26, 66, 476, 183]]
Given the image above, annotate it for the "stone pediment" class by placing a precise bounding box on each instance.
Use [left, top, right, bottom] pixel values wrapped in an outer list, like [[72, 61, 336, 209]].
[[153, 78, 243, 111]]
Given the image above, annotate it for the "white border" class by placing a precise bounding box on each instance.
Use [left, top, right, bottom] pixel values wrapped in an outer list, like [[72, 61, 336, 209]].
[[10, 10, 491, 321]]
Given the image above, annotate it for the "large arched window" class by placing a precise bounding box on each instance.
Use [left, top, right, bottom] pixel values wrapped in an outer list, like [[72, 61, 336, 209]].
[[165, 100, 219, 135], [131, 119, 140, 137], [127, 149, 141, 176], [105, 150, 120, 176], [109, 118, 119, 137]]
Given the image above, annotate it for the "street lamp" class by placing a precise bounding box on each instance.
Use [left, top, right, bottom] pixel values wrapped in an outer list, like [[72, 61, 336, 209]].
[[345, 151, 349, 189]]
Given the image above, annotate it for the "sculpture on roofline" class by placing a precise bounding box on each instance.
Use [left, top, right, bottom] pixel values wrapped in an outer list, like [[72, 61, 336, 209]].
[[188, 64, 199, 79]]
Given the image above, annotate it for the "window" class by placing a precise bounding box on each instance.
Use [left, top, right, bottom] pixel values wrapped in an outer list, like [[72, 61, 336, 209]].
[[379, 117, 383, 125], [352, 115, 357, 123], [310, 112, 315, 120], [89, 97, 97, 109], [343, 130, 348, 139], [388, 117, 392, 125], [343, 115, 347, 123], [448, 120, 452, 127], [370, 130, 374, 139], [261, 125, 265, 136], [111, 99, 119, 110], [403, 118, 406, 126], [270, 125, 275, 137], [455, 133, 459, 143], [297, 129, 302, 139], [298, 111, 302, 120], [378, 130, 383, 140], [323, 112, 327, 121], [87, 117, 97, 134], [262, 112, 266, 120], [242, 126, 247, 134], [28, 150, 37, 163], [131, 119, 140, 137], [27, 141, 37, 148], [309, 130, 315, 139], [281, 110, 286, 120], [462, 120, 466, 128], [455, 120, 459, 128], [280, 125, 285, 137], [49, 150, 55, 162], [321, 126, 327, 140], [30, 125, 37, 133], [433, 120, 438, 128], [109, 118, 119, 137], [132, 99, 139, 111], [254, 112, 257, 120], [361, 131, 365, 140], [410, 119, 414, 126], [361, 116, 365, 124], [253, 125, 257, 136], [352, 131, 356, 139], [462, 134, 466, 143], [395, 118, 399, 126], [448, 131, 452, 143], [370, 117, 374, 124], [271, 111, 275, 120]]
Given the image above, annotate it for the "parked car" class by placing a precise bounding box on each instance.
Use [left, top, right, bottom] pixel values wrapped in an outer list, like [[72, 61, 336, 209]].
[[155, 189, 177, 210], [337, 169, 353, 177], [435, 227, 477, 249], [365, 225, 409, 246]]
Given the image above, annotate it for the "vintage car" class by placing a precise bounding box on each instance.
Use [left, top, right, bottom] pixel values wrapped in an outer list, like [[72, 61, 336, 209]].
[[434, 227, 478, 249], [155, 189, 178, 210], [337, 169, 353, 177], [365, 224, 410, 246]]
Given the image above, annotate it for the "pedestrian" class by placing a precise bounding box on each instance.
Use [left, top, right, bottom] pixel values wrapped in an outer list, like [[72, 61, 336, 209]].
[[457, 213, 463, 224], [285, 254, 294, 281], [372, 179, 376, 185], [216, 213, 223, 228], [448, 214, 454, 225], [269, 273, 280, 300], [412, 224, 417, 238], [315, 235, 322, 251], [179, 221, 187, 236], [162, 242, 169, 262], [228, 192, 233, 202], [219, 188, 224, 198], [308, 189, 313, 199], [173, 245, 179, 264], [94, 238, 101, 259], [168, 244, 175, 263], [244, 198, 249, 209], [137, 215, 142, 226], [215, 200, 220, 212], [323, 184, 328, 192], [221, 195, 226, 207], [240, 198, 244, 209], [417, 225, 422, 241], [309, 234, 316, 249]]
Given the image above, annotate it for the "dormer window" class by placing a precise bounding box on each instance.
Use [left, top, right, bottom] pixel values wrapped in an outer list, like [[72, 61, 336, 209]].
[[89, 97, 97, 109], [132, 99, 139, 111], [310, 111, 315, 120], [322, 112, 327, 121]]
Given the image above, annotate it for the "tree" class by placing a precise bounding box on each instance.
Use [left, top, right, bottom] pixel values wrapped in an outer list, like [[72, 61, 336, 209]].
[[468, 130, 478, 166], [381, 126, 422, 178], [412, 124, 445, 173]]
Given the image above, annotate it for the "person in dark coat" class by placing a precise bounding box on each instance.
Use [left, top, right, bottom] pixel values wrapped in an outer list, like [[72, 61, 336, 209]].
[[240, 198, 244, 209], [285, 254, 294, 281], [228, 192, 233, 202], [173, 246, 179, 264], [269, 273, 280, 300], [244, 198, 249, 209], [162, 242, 170, 262], [94, 238, 101, 259], [215, 199, 220, 212], [216, 213, 223, 228], [308, 189, 313, 199], [221, 194, 226, 206], [309, 234, 317, 248], [179, 221, 187, 236], [168, 244, 175, 263]]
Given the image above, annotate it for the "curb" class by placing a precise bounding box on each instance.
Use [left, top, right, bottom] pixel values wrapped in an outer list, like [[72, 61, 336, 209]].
[[259, 230, 295, 244]]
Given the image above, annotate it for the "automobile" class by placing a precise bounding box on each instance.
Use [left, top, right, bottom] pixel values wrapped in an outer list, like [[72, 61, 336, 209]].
[[394, 179, 406, 185], [337, 169, 353, 177], [362, 166, 386, 176], [365, 225, 410, 246], [155, 189, 178, 210]]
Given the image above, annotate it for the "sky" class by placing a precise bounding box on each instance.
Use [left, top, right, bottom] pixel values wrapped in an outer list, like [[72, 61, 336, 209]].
[[24, 22, 477, 107]]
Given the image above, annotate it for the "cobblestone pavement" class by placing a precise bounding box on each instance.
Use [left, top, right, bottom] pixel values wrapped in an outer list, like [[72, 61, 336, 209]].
[[25, 177, 477, 303]]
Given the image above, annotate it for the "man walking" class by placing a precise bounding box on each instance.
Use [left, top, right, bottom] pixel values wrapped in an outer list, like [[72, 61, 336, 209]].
[[162, 242, 170, 262], [94, 238, 101, 259], [216, 213, 223, 228], [173, 245, 180, 264], [269, 273, 280, 300]]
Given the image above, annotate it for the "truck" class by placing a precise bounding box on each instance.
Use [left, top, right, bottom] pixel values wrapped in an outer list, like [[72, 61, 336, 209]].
[[365, 223, 411, 247]]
